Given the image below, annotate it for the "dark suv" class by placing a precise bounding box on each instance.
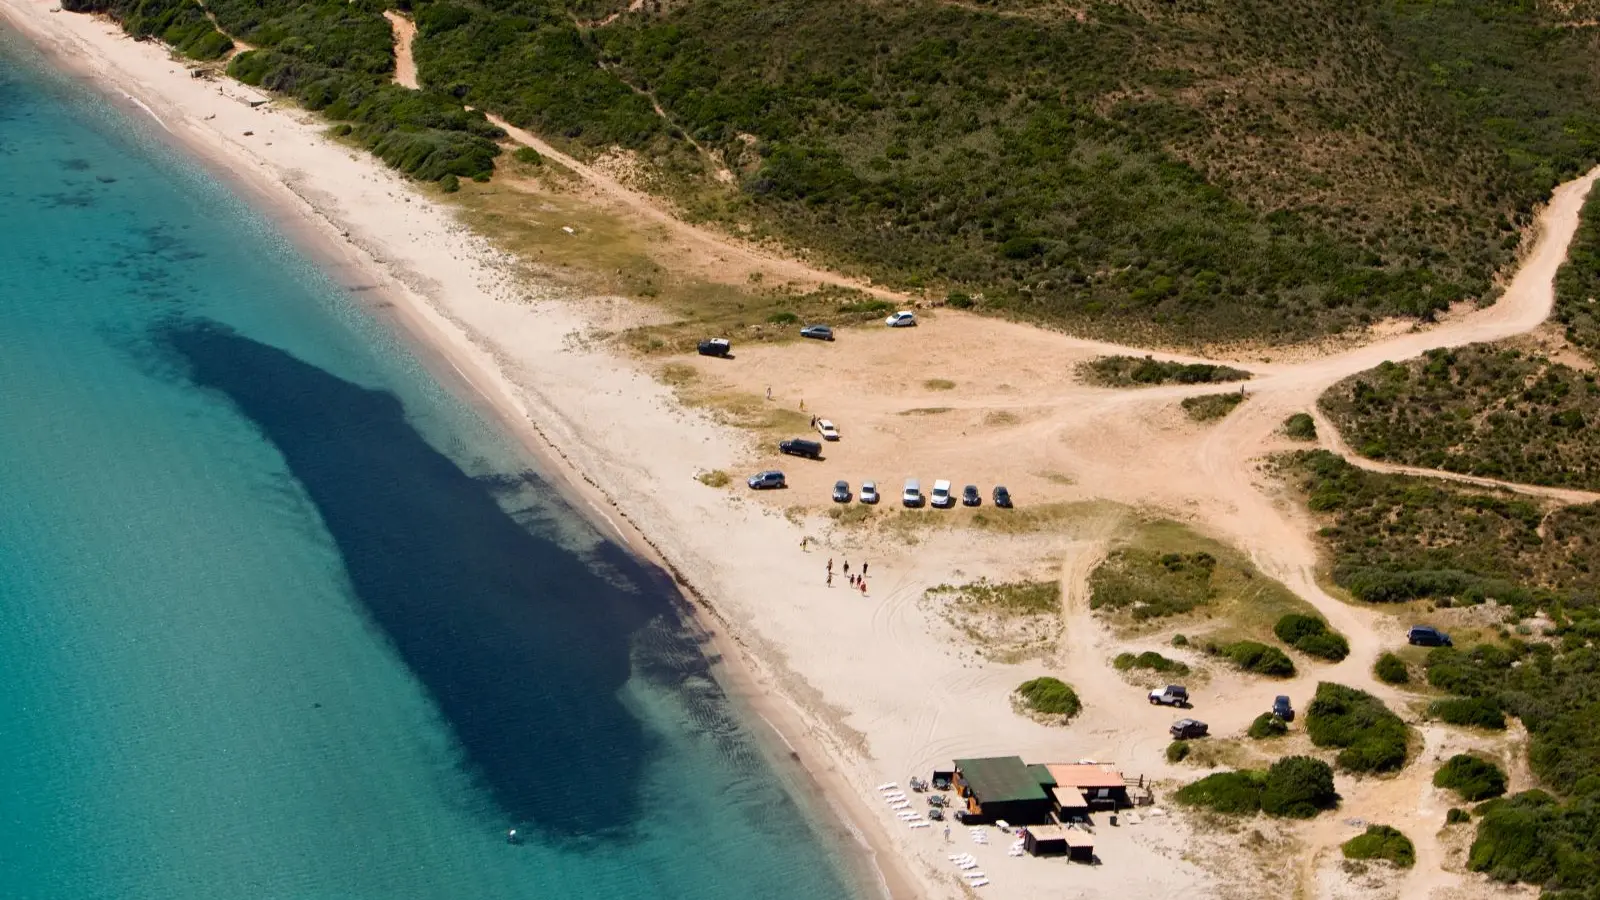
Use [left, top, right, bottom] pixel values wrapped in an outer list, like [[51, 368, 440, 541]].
[[1170, 719, 1209, 740], [1407, 625, 1452, 647], [778, 438, 823, 459], [1272, 695, 1294, 722]]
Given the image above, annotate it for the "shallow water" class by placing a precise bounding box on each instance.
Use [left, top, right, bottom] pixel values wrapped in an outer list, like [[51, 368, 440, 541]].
[[0, 27, 861, 900]]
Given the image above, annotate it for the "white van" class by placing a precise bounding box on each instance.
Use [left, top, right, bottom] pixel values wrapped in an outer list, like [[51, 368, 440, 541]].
[[902, 478, 924, 507], [930, 479, 954, 508]]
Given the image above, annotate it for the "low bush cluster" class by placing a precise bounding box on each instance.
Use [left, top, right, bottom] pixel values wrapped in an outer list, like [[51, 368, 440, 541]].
[[1167, 740, 1191, 763], [1469, 791, 1600, 892], [1210, 640, 1296, 677], [1113, 650, 1190, 675], [1342, 825, 1415, 868], [1305, 682, 1410, 773], [1247, 712, 1288, 739], [1273, 614, 1350, 661], [1181, 392, 1247, 422], [1446, 807, 1472, 825], [1434, 754, 1508, 802], [1081, 356, 1251, 387], [1283, 413, 1318, 441], [1173, 756, 1337, 818], [1374, 652, 1410, 684], [1014, 677, 1081, 720], [1090, 549, 1215, 620], [1430, 696, 1507, 731]]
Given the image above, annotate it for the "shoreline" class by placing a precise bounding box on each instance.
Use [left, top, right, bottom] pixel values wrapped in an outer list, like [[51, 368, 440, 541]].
[[0, 6, 914, 898]]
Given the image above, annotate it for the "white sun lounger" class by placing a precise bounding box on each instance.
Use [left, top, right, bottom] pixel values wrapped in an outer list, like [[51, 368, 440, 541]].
[[964, 872, 986, 880], [909, 821, 931, 828], [970, 880, 989, 888], [958, 861, 977, 870], [948, 854, 969, 861], [877, 783, 899, 791]]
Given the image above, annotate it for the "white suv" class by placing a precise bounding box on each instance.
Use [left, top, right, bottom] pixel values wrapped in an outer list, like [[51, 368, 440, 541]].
[[930, 479, 954, 508]]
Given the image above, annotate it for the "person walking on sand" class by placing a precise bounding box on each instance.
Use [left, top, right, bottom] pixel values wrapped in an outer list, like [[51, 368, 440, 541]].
[[827, 558, 833, 574], [766, 386, 773, 401], [859, 579, 867, 596], [827, 571, 833, 587], [862, 562, 869, 577], [843, 560, 850, 577]]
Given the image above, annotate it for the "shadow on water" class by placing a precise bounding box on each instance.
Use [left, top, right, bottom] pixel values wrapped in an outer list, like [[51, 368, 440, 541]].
[[160, 319, 699, 845]]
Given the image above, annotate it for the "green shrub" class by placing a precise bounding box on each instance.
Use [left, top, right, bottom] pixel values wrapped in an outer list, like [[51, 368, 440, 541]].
[[1167, 740, 1191, 763], [1434, 755, 1508, 802], [512, 146, 544, 166], [766, 311, 800, 324], [1342, 825, 1415, 868], [1305, 682, 1410, 773], [439, 173, 460, 193], [1173, 770, 1265, 815], [1219, 641, 1296, 677], [1431, 696, 1507, 730], [1082, 356, 1252, 387], [1171, 633, 1189, 647], [1466, 791, 1600, 889], [1259, 756, 1338, 819], [1284, 413, 1318, 441], [946, 291, 974, 309], [1113, 651, 1190, 675], [1447, 807, 1472, 824], [1181, 392, 1247, 422], [1374, 652, 1410, 684], [1273, 614, 1350, 661], [1015, 677, 1081, 720], [1173, 756, 1336, 818], [1090, 549, 1217, 620], [1248, 712, 1288, 739]]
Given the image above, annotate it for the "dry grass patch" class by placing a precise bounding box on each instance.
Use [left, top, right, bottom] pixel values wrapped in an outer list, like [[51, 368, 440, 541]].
[[984, 409, 1022, 426], [925, 578, 1062, 662], [923, 378, 957, 390]]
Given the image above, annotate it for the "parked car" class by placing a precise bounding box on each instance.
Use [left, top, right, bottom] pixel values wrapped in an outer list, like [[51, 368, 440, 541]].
[[885, 311, 917, 328], [860, 481, 879, 505], [961, 485, 981, 507], [778, 438, 823, 459], [903, 478, 925, 508], [1170, 719, 1209, 740], [930, 479, 954, 508], [1408, 625, 1452, 647], [993, 485, 1013, 508], [800, 325, 835, 341], [815, 418, 840, 441], [747, 470, 785, 490], [697, 338, 731, 357], [1273, 695, 1294, 722], [832, 480, 852, 503], [1148, 685, 1190, 707]]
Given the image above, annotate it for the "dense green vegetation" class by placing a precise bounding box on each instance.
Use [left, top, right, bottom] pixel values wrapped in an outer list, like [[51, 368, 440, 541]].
[[1080, 356, 1251, 388], [1113, 650, 1189, 676], [1282, 450, 1600, 610], [1305, 682, 1410, 773], [1434, 754, 1508, 802], [1342, 825, 1415, 869], [1166, 740, 1191, 764], [1180, 392, 1246, 422], [1283, 413, 1318, 442], [1015, 676, 1081, 720], [1374, 652, 1411, 685], [1431, 696, 1507, 731], [1274, 614, 1350, 662], [1470, 791, 1600, 893], [63, 0, 233, 59], [1555, 189, 1600, 360], [1248, 712, 1288, 740], [1208, 640, 1296, 678], [1173, 756, 1336, 818], [1320, 348, 1600, 491]]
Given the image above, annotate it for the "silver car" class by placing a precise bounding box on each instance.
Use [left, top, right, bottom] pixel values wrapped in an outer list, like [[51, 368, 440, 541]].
[[859, 481, 879, 504]]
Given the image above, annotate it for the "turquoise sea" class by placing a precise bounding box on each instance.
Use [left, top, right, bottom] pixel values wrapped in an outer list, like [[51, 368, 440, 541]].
[[0, 26, 864, 900]]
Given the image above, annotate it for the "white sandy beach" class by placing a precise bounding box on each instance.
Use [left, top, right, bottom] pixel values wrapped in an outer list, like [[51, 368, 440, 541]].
[[5, 4, 1589, 899]]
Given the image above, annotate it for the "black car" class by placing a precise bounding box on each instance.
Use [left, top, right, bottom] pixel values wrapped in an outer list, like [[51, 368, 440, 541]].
[[800, 325, 835, 341], [1170, 719, 1209, 740], [778, 438, 823, 459], [1273, 695, 1294, 722], [961, 485, 981, 507], [993, 485, 1012, 508], [832, 480, 852, 503], [1408, 625, 1452, 647], [697, 338, 731, 357]]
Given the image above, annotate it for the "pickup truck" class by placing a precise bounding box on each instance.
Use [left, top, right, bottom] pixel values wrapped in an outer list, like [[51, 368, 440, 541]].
[[1148, 685, 1190, 707]]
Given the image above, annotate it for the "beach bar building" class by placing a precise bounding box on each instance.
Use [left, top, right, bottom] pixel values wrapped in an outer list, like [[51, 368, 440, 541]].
[[1044, 763, 1131, 811], [952, 757, 1055, 825]]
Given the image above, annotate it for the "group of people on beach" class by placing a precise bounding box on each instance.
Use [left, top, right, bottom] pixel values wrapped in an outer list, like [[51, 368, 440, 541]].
[[825, 557, 868, 594]]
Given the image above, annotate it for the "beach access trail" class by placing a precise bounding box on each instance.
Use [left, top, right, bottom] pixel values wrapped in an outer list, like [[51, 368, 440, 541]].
[[8, 3, 1597, 897]]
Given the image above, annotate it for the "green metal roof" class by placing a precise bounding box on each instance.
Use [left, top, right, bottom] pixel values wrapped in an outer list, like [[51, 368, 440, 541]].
[[1027, 764, 1057, 788], [955, 756, 1049, 804]]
